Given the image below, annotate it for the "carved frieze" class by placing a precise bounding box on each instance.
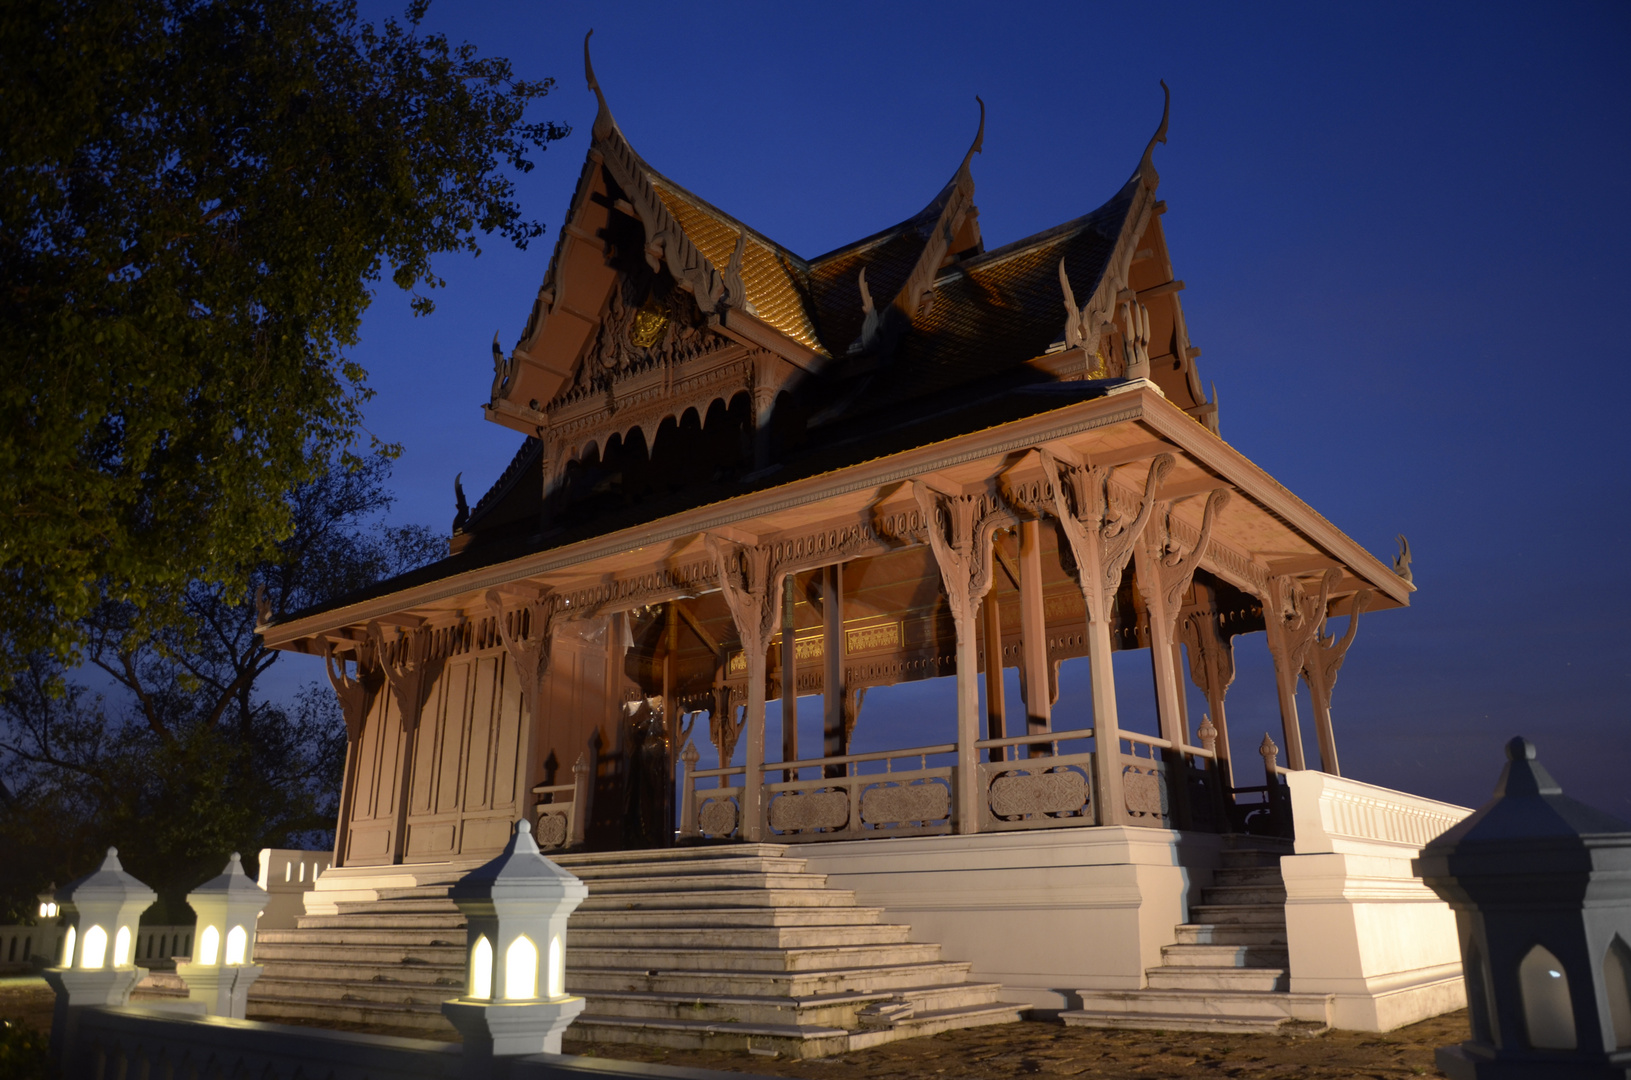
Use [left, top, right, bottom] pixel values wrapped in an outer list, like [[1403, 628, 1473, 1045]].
[[1122, 765, 1168, 819]]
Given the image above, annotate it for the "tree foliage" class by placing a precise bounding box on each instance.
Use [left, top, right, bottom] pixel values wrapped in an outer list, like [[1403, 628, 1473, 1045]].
[[0, 455, 442, 921], [0, 0, 566, 676]]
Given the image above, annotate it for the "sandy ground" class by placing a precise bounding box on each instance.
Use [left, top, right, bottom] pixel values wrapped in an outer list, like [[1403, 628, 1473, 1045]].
[[1, 977, 1467, 1078]]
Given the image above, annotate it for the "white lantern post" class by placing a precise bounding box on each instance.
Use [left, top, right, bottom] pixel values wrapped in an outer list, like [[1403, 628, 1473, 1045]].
[[442, 820, 588, 1077], [41, 848, 156, 1059], [175, 852, 269, 1018]]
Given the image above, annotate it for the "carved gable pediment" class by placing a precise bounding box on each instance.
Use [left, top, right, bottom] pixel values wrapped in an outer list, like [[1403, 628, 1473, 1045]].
[[561, 264, 731, 407]]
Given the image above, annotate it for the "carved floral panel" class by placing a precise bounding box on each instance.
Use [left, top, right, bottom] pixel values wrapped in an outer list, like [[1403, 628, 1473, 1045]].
[[536, 810, 570, 850], [1123, 765, 1170, 819], [860, 781, 951, 827], [768, 790, 850, 832], [989, 768, 1090, 819], [698, 797, 739, 838]]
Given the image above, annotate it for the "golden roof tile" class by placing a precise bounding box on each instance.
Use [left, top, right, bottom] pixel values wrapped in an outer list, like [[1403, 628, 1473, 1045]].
[[650, 181, 825, 355]]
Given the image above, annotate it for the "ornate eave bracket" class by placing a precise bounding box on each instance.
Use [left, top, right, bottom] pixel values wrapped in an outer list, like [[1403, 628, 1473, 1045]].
[[1042, 449, 1174, 622], [323, 636, 377, 741]]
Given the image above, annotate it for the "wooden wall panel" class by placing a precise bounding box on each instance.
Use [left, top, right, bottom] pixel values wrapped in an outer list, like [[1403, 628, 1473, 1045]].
[[436, 662, 471, 815]]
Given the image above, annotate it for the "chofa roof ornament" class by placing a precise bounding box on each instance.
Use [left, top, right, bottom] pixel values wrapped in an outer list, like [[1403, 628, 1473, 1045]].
[[1138, 79, 1171, 190]]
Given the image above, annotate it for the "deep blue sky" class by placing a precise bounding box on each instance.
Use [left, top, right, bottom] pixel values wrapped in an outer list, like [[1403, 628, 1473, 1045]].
[[328, 1, 1631, 816]]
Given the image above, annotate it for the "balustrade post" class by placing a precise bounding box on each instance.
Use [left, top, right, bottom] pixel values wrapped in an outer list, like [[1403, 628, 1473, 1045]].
[[569, 752, 591, 847], [679, 741, 700, 840]]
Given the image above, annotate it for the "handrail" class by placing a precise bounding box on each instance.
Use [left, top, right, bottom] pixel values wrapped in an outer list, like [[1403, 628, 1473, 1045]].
[[759, 743, 957, 774], [1119, 730, 1172, 750], [691, 764, 748, 780], [1179, 744, 1216, 760], [976, 726, 1095, 749], [531, 782, 575, 795]]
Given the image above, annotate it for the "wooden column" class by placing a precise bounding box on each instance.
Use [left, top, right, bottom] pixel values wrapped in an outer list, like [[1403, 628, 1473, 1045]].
[[822, 565, 847, 775], [1302, 588, 1371, 776], [1179, 592, 1238, 787], [780, 576, 798, 777], [1043, 450, 1173, 828], [1261, 569, 1339, 774], [488, 589, 558, 831], [709, 537, 781, 843], [371, 625, 441, 864], [323, 638, 376, 867], [981, 590, 1006, 758], [1017, 519, 1051, 753], [913, 483, 1003, 835]]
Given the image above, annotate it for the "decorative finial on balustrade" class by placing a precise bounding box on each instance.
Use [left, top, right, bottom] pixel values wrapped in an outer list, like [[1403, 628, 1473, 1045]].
[[1198, 716, 1217, 754], [1259, 732, 1280, 774], [682, 739, 700, 767]]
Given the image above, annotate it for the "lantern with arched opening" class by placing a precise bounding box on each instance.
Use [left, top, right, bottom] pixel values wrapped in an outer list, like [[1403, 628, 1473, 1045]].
[[40, 849, 156, 1061], [1416, 736, 1631, 1077], [175, 853, 270, 1018], [441, 819, 587, 1066]]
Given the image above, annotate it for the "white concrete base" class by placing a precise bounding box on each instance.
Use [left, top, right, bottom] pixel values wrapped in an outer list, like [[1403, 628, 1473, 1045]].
[[797, 826, 1221, 1012], [1282, 772, 1472, 1032], [175, 962, 263, 1018]]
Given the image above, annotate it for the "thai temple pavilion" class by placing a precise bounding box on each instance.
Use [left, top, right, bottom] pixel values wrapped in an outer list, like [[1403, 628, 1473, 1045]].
[[250, 42, 1466, 1055]]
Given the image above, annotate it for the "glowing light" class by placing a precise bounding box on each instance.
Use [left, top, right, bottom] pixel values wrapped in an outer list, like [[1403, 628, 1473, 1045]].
[[470, 936, 493, 999], [113, 926, 131, 966], [505, 935, 537, 999], [81, 925, 107, 969], [225, 925, 247, 965], [63, 926, 76, 966], [547, 935, 563, 998], [199, 925, 220, 966]]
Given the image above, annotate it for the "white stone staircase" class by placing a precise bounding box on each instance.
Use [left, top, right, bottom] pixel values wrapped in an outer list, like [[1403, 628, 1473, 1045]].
[[1061, 836, 1333, 1033], [247, 844, 1022, 1057]]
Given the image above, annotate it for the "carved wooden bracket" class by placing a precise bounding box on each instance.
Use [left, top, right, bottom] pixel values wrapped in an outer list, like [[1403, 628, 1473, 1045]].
[[706, 536, 781, 671], [370, 624, 443, 733], [1265, 568, 1341, 679], [911, 482, 1010, 633], [1140, 488, 1231, 645], [1042, 449, 1174, 622], [1179, 608, 1236, 705], [1303, 588, 1373, 714], [486, 588, 559, 723], [323, 636, 376, 741]]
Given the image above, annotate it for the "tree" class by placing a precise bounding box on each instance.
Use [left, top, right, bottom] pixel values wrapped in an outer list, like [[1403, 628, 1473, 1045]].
[[0, 0, 567, 678], [0, 455, 442, 920]]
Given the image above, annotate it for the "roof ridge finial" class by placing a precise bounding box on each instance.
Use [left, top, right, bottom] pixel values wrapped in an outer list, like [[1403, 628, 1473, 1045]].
[[583, 30, 615, 141], [1138, 79, 1170, 189], [960, 96, 986, 175]]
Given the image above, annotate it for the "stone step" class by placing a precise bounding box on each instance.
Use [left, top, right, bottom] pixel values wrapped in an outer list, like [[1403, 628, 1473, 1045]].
[[1160, 942, 1289, 968], [569, 871, 831, 894], [1217, 849, 1286, 870], [1068, 987, 1331, 1024], [569, 1000, 1024, 1058], [1174, 923, 1288, 947], [569, 907, 888, 930], [327, 900, 462, 918], [568, 924, 912, 950], [1187, 903, 1286, 926], [564, 857, 811, 880], [1060, 1008, 1293, 1034], [565, 942, 945, 974], [1210, 866, 1287, 888], [578, 980, 1003, 1028], [576, 887, 860, 910], [258, 928, 465, 948], [247, 993, 455, 1035], [1145, 966, 1288, 993], [254, 959, 465, 985], [1200, 885, 1287, 907], [252, 975, 463, 1007], [255, 941, 463, 965], [566, 960, 978, 999], [297, 913, 468, 931], [554, 844, 790, 868]]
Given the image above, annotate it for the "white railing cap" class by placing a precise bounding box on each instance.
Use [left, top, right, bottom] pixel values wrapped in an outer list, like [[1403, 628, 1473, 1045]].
[[1288, 770, 1472, 857]]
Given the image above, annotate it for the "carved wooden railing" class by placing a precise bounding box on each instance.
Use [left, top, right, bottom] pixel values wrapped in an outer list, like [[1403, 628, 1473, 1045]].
[[1225, 733, 1295, 839], [975, 726, 1097, 832], [531, 752, 592, 851], [759, 743, 958, 843]]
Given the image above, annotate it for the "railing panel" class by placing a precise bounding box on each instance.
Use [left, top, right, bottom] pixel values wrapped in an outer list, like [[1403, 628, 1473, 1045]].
[[978, 752, 1095, 831], [764, 766, 954, 842]]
